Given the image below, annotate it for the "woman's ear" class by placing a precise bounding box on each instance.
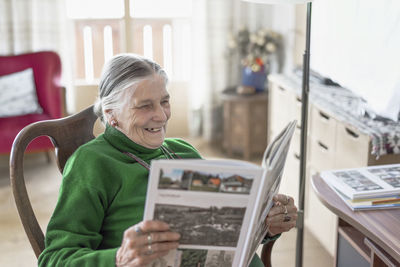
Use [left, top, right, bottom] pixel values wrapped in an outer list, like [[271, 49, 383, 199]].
[[105, 109, 118, 127]]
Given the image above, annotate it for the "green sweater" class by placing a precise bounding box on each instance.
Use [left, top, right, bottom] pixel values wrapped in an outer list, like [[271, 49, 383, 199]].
[[38, 125, 265, 267]]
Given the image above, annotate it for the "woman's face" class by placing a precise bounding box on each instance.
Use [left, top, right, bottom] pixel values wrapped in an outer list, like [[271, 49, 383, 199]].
[[115, 74, 171, 149]]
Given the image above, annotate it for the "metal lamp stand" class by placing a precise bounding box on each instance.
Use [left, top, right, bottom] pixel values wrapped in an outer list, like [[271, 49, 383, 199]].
[[296, 2, 312, 267]]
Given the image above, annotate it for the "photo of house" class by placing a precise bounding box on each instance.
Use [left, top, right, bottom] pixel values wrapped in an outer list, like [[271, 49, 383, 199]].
[[158, 168, 254, 194]]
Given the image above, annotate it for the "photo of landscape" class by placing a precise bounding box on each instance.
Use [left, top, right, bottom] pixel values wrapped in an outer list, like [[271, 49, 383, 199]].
[[178, 249, 208, 267], [153, 204, 246, 247], [172, 249, 235, 267]]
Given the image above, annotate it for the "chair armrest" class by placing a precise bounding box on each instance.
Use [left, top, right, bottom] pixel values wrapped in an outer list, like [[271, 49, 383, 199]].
[[261, 239, 276, 267]]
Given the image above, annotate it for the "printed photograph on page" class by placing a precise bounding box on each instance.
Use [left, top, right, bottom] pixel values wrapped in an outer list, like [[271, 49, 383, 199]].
[[154, 203, 245, 247], [152, 248, 236, 267], [158, 167, 255, 195], [367, 165, 400, 188], [332, 170, 383, 192]]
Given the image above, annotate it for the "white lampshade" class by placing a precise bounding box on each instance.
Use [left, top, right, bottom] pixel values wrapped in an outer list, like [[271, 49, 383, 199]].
[[242, 0, 312, 4]]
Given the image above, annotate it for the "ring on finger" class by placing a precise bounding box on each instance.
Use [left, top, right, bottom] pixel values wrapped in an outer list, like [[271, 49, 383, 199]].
[[134, 225, 143, 235], [147, 233, 152, 245], [283, 205, 288, 215], [146, 244, 153, 255], [285, 195, 289, 205]]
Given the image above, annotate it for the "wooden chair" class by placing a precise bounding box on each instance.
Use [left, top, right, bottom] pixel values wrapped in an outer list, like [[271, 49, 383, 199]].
[[9, 105, 97, 258], [9, 105, 275, 266]]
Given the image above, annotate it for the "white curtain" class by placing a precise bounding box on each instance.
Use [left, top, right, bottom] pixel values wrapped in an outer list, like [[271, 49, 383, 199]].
[[190, 0, 296, 141], [0, 0, 73, 112], [0, 0, 66, 55]]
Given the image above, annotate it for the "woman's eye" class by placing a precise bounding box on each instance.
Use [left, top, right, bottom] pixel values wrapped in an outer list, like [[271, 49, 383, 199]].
[[138, 104, 151, 109], [162, 100, 170, 106]]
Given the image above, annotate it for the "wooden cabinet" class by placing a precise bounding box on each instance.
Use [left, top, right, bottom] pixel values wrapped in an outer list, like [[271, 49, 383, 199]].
[[268, 74, 400, 257], [268, 81, 302, 204], [221, 89, 268, 160]]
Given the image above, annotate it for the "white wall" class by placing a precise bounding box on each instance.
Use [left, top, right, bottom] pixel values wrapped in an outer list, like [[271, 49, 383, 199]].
[[310, 0, 400, 121]]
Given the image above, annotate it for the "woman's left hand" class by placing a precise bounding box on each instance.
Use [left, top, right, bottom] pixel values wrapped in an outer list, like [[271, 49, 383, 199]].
[[266, 194, 298, 236]]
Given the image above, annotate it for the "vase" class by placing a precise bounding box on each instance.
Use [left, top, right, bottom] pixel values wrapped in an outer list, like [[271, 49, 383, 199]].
[[241, 66, 267, 92]]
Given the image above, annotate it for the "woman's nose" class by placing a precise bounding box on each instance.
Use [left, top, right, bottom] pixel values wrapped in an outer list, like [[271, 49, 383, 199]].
[[153, 105, 168, 122]]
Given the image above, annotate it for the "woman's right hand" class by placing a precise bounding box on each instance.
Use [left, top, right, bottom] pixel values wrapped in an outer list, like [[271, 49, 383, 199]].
[[116, 220, 181, 267]]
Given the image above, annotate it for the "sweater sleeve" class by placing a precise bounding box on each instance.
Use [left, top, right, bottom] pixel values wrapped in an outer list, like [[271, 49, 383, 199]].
[[38, 152, 118, 267]]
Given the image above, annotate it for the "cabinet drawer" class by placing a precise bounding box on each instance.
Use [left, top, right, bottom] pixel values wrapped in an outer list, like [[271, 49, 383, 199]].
[[305, 167, 338, 256], [310, 138, 335, 171], [311, 105, 337, 150], [271, 127, 300, 158], [335, 124, 370, 168], [295, 95, 302, 128], [279, 153, 300, 205], [291, 127, 301, 158], [269, 84, 297, 134]]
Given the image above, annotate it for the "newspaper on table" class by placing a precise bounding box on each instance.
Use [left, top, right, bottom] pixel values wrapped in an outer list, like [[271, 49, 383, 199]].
[[320, 164, 400, 200], [143, 120, 296, 267]]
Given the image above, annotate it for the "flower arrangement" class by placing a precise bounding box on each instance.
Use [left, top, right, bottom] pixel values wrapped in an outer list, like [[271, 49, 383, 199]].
[[227, 27, 282, 73]]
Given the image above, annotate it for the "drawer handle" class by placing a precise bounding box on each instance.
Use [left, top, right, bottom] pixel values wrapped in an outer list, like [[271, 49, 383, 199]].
[[319, 111, 330, 121], [278, 86, 285, 92], [345, 127, 359, 139], [318, 141, 328, 151], [296, 96, 302, 103], [294, 153, 300, 160]]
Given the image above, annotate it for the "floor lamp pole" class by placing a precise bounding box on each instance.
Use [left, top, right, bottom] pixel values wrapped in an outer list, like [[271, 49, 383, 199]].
[[296, 2, 312, 267]]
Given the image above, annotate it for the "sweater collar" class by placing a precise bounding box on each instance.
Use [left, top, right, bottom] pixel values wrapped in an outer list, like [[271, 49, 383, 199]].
[[103, 124, 162, 156]]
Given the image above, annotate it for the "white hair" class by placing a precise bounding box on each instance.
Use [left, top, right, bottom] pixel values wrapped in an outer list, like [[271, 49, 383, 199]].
[[94, 53, 168, 124]]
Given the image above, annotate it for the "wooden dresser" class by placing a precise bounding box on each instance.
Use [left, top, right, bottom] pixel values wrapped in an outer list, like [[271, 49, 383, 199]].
[[221, 88, 268, 160]]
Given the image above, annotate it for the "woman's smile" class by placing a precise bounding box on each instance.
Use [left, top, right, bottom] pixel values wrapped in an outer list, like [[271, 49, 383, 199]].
[[145, 127, 163, 133]]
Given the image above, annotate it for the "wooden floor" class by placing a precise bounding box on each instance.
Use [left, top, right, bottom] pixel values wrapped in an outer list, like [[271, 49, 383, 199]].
[[0, 138, 333, 267]]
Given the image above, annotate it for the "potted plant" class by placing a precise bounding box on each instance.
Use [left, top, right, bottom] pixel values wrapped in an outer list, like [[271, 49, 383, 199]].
[[227, 27, 282, 93]]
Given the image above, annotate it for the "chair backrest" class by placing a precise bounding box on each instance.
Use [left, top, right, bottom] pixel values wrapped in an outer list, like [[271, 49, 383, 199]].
[[9, 105, 98, 258]]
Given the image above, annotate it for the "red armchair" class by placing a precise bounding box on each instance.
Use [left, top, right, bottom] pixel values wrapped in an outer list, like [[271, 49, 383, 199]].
[[0, 51, 64, 154]]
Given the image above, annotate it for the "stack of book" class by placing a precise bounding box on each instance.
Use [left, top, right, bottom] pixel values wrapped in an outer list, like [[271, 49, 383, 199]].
[[320, 164, 400, 211]]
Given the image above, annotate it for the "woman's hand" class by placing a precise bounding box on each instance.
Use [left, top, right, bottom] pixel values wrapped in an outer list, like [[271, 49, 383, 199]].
[[116, 220, 180, 267], [266, 194, 298, 236]]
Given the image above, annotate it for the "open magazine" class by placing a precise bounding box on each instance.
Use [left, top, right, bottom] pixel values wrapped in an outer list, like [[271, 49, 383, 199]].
[[320, 164, 400, 200], [143, 120, 296, 267]]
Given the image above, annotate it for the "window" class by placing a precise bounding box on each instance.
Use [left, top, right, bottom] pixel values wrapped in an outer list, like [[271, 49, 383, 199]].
[[66, 0, 192, 83], [130, 0, 192, 18], [66, 0, 124, 19]]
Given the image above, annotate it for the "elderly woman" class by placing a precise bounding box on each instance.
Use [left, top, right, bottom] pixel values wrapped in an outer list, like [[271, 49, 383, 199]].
[[38, 54, 297, 267]]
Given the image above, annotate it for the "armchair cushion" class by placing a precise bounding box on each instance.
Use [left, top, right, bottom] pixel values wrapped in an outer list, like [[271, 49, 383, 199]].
[[0, 68, 42, 117], [0, 113, 53, 152]]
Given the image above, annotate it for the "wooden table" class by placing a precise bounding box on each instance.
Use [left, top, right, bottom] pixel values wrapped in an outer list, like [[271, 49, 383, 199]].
[[221, 88, 268, 160], [311, 175, 400, 267]]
